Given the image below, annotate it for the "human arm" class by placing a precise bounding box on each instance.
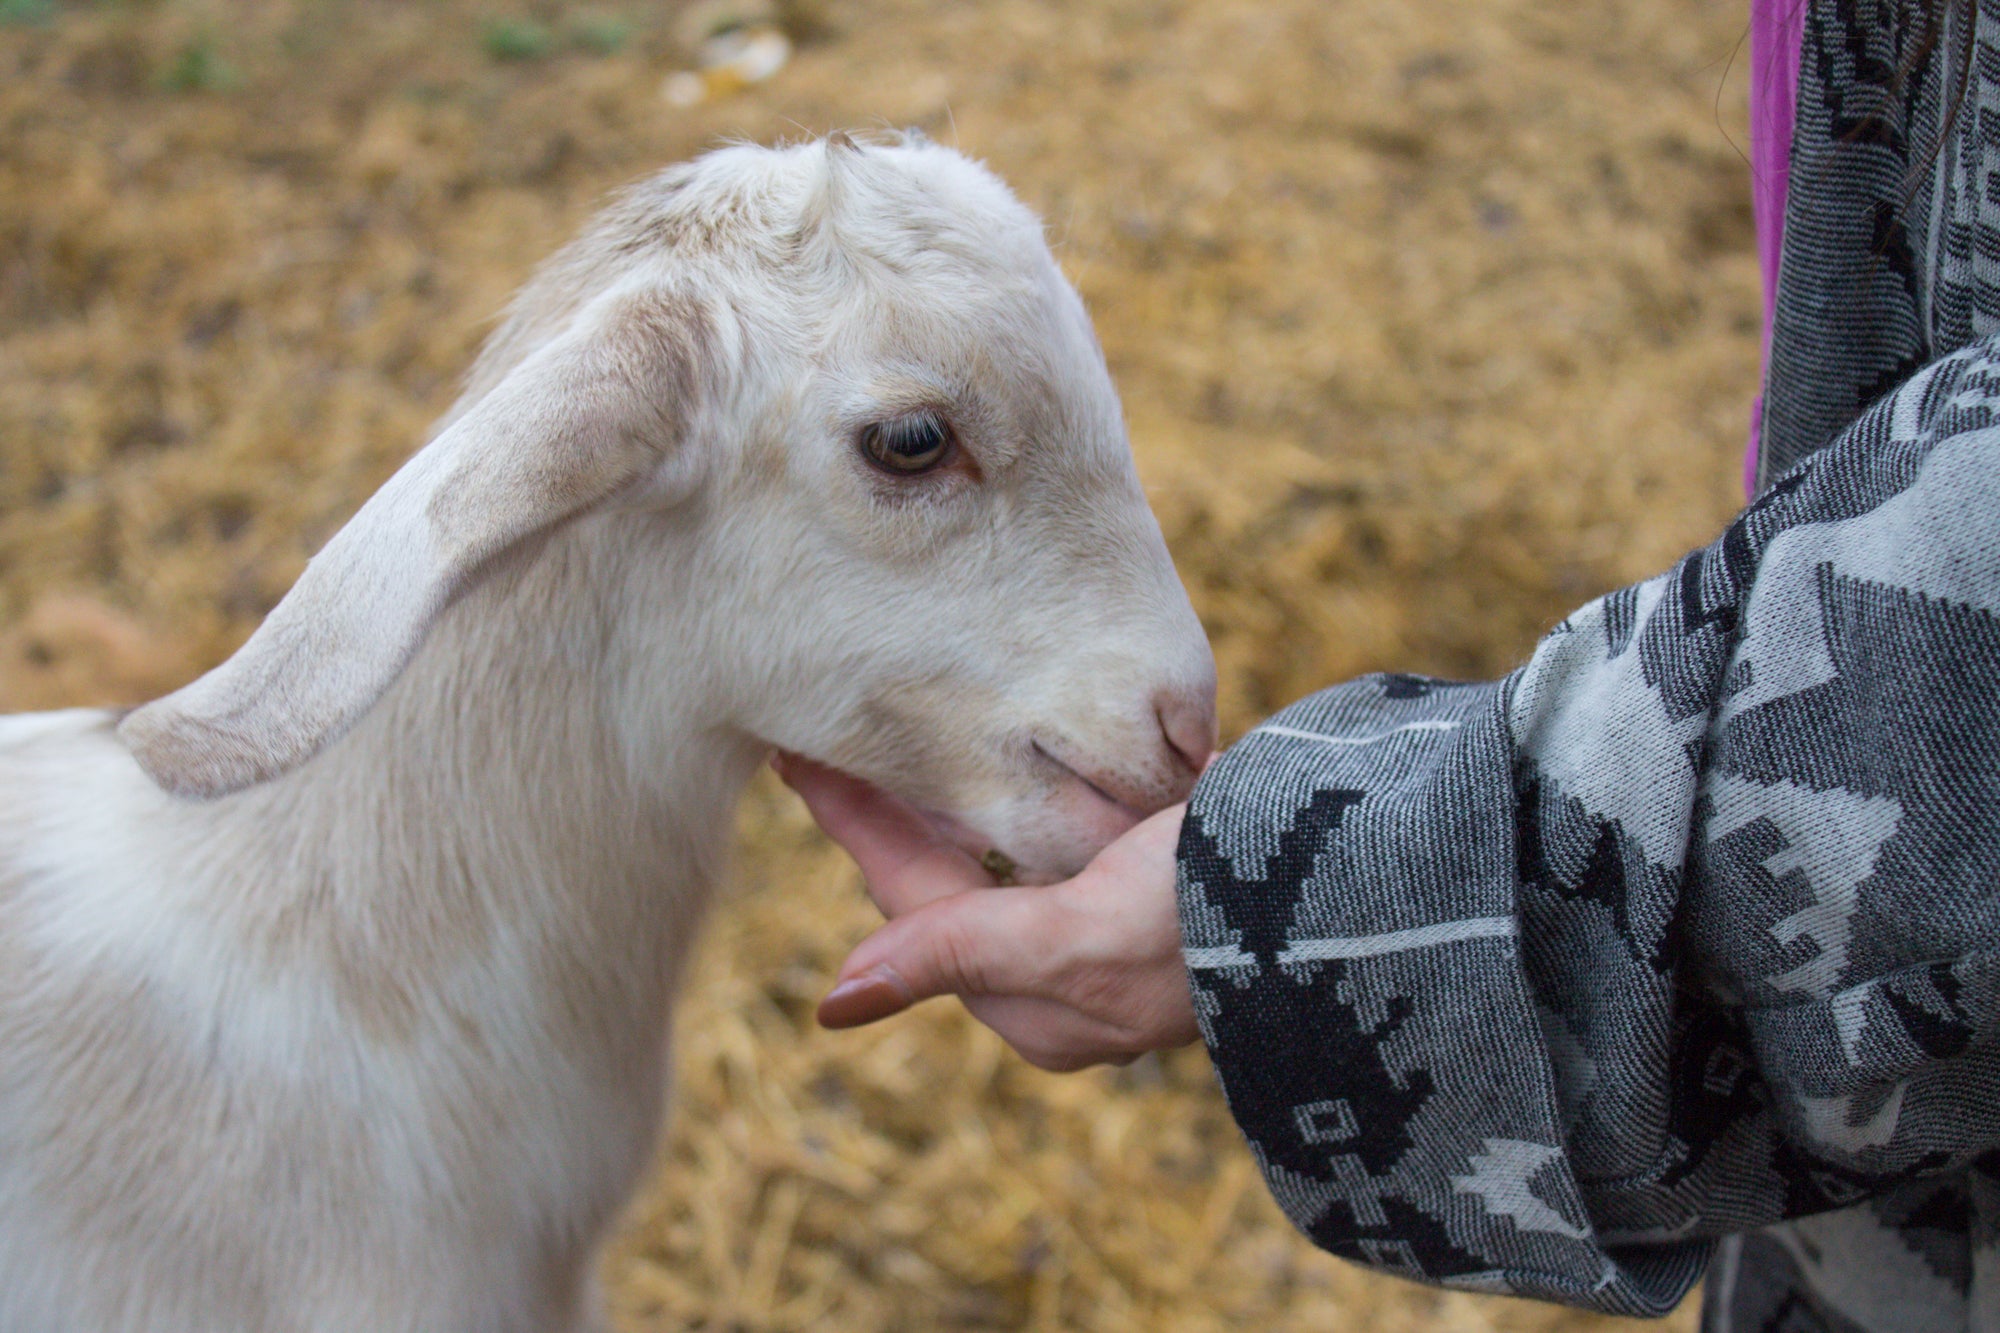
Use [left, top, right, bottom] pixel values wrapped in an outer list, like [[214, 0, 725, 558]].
[[1174, 338, 2000, 1314]]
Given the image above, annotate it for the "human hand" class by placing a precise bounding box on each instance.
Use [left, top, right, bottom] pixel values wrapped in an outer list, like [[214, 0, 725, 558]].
[[772, 754, 1200, 1071]]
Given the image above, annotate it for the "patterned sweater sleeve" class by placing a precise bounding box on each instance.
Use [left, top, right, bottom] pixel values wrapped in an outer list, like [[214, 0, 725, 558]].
[[1176, 337, 2000, 1317]]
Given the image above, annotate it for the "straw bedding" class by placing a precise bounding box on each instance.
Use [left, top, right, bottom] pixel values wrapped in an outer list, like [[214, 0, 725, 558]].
[[0, 1, 1756, 1327]]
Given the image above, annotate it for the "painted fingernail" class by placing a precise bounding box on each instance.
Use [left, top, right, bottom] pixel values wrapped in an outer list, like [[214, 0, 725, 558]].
[[817, 967, 912, 1029]]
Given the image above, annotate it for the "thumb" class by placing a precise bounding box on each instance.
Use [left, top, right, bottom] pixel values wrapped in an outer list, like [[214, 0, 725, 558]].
[[817, 887, 1061, 1029]]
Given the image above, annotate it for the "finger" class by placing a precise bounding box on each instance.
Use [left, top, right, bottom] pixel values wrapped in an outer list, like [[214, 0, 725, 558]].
[[814, 962, 917, 1028], [818, 887, 1063, 1028], [773, 753, 990, 914]]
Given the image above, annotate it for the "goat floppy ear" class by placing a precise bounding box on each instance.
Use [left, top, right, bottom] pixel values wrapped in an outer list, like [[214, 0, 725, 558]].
[[120, 287, 712, 799]]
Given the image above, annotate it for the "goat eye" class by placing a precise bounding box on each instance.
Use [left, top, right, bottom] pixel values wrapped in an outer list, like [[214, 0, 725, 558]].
[[860, 412, 952, 474]]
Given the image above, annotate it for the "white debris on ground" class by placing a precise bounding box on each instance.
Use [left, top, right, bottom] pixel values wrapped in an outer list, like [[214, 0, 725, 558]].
[[664, 0, 793, 107]]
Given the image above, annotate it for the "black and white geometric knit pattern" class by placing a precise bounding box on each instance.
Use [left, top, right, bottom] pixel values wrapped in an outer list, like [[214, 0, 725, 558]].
[[1178, 1, 2000, 1326], [1763, 0, 2000, 486], [1180, 336, 2000, 1330], [1759, 0, 1946, 486]]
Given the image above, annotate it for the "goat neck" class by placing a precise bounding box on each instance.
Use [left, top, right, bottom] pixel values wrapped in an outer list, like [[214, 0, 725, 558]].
[[196, 516, 762, 1061]]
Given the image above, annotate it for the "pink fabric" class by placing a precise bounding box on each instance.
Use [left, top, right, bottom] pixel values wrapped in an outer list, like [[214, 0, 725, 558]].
[[1746, 0, 1807, 496]]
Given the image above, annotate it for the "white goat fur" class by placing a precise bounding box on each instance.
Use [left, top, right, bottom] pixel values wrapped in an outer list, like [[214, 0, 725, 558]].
[[0, 136, 1216, 1332]]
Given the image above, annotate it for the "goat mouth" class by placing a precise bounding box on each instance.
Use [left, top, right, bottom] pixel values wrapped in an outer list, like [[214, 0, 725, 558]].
[[1029, 740, 1148, 822]]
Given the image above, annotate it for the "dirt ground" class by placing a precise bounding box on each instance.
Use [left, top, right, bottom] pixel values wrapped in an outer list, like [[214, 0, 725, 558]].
[[0, 0, 1761, 1328]]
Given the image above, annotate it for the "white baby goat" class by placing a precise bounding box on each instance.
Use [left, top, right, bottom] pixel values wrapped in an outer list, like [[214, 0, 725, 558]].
[[0, 135, 1216, 1333]]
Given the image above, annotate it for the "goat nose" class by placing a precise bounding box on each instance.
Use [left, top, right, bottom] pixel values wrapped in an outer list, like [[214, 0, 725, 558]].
[[1156, 687, 1218, 775]]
